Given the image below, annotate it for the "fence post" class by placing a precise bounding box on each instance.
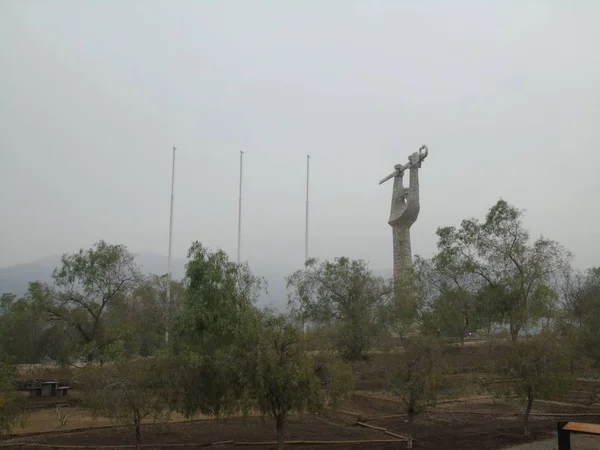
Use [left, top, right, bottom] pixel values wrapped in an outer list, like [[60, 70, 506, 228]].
[[557, 421, 571, 450]]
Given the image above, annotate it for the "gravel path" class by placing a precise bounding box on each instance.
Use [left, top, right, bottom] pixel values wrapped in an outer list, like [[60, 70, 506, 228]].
[[502, 434, 600, 449]]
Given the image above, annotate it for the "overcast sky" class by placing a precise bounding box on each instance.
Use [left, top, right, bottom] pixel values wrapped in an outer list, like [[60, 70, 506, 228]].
[[1, 1, 599, 274]]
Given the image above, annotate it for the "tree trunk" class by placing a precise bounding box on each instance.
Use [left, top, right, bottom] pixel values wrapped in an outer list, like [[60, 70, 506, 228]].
[[460, 335, 465, 348], [570, 356, 575, 375], [134, 411, 141, 450], [523, 394, 533, 435], [407, 412, 414, 449], [510, 323, 520, 342], [276, 415, 285, 450]]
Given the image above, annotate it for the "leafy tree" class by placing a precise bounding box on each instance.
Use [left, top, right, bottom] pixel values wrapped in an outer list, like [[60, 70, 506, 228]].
[[254, 313, 353, 450], [166, 242, 265, 419], [287, 257, 393, 360], [108, 275, 186, 357], [436, 199, 570, 341], [0, 294, 16, 315], [0, 357, 26, 436], [390, 335, 442, 449], [78, 351, 171, 448], [429, 247, 483, 345], [34, 241, 140, 361], [563, 267, 600, 362], [493, 330, 573, 435], [0, 291, 73, 364], [133, 275, 185, 348], [175, 242, 265, 352]]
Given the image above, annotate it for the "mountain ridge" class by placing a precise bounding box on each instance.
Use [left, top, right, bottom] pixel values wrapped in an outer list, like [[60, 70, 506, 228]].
[[0, 254, 393, 312]]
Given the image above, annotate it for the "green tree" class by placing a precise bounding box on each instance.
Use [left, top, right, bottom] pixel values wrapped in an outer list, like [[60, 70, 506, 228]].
[[436, 199, 570, 341], [429, 247, 483, 345], [133, 275, 185, 348], [78, 352, 171, 448], [166, 242, 265, 419], [563, 267, 600, 362], [0, 290, 73, 364], [254, 313, 353, 450], [34, 241, 140, 362], [494, 330, 573, 435], [0, 357, 26, 436], [389, 335, 442, 449], [287, 257, 393, 360], [108, 275, 186, 357], [0, 294, 16, 315]]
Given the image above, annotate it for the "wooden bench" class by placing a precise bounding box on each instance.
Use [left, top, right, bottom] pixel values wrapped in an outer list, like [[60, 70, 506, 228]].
[[558, 421, 600, 450]]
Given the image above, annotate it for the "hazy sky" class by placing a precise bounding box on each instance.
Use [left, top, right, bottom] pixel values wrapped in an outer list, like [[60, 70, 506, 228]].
[[1, 1, 599, 274]]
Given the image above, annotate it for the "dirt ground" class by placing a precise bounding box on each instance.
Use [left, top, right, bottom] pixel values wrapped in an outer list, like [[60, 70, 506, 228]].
[[3, 398, 600, 450], [1, 417, 397, 450]]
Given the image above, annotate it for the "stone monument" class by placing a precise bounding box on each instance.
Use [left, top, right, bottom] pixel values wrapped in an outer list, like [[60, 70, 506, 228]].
[[379, 145, 428, 283]]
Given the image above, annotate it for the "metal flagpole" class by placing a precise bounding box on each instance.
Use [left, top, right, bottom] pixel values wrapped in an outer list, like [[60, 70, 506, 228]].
[[303, 154, 310, 334], [166, 146, 176, 344], [237, 151, 244, 264], [305, 154, 310, 263]]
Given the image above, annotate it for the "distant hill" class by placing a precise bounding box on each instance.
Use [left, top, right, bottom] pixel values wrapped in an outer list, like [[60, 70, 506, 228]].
[[0, 253, 392, 312], [0, 252, 289, 310]]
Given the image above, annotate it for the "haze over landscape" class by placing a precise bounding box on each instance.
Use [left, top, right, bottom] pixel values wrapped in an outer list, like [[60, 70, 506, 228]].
[[1, 1, 599, 302]]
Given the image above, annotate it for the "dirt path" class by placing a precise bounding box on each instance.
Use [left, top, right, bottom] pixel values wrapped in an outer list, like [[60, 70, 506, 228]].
[[502, 434, 600, 449]]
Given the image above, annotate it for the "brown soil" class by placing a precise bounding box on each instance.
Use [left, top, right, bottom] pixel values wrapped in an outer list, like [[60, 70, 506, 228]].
[[4, 399, 600, 450], [1, 417, 398, 450]]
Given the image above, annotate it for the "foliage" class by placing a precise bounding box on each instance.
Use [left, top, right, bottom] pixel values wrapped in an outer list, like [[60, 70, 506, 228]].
[[493, 330, 573, 435], [0, 356, 26, 436], [175, 242, 266, 352], [109, 275, 186, 357], [78, 354, 171, 446], [563, 267, 600, 363], [0, 294, 16, 315], [0, 291, 72, 364], [427, 247, 483, 344], [253, 314, 349, 450], [166, 242, 264, 419], [389, 335, 443, 449], [287, 257, 393, 360], [55, 406, 68, 427], [436, 199, 570, 340], [33, 241, 140, 362]]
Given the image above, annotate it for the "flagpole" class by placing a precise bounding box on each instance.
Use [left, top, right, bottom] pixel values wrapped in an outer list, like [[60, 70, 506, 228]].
[[166, 146, 176, 344], [303, 154, 310, 335], [237, 151, 244, 264], [305, 154, 310, 263]]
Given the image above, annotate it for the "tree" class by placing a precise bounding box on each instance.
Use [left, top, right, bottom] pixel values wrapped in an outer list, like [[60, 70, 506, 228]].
[[563, 269, 592, 327], [390, 335, 442, 449], [436, 199, 571, 341], [34, 241, 140, 361], [166, 242, 265, 419], [0, 356, 26, 436], [253, 313, 353, 450], [493, 330, 573, 435], [0, 290, 73, 364], [429, 247, 483, 345], [78, 352, 171, 448], [175, 242, 265, 352], [287, 257, 393, 360], [0, 294, 16, 315], [563, 267, 600, 362], [112, 275, 186, 357]]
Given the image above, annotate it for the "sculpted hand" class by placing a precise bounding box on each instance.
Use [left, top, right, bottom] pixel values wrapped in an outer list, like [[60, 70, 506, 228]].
[[388, 152, 420, 227]]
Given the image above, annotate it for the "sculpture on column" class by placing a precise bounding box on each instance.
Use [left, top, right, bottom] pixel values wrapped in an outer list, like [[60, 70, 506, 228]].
[[379, 145, 428, 284]]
